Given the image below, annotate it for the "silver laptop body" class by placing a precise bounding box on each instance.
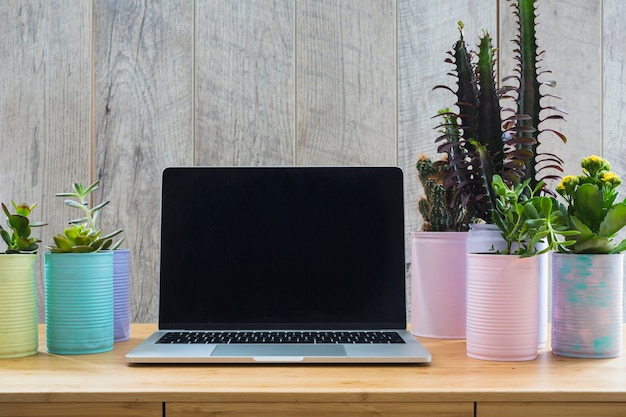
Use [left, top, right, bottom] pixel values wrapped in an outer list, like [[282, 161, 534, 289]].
[[126, 166, 431, 364]]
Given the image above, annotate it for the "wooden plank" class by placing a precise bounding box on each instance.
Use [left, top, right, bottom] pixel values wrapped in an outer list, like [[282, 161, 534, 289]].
[[167, 402, 474, 417], [603, 0, 626, 322], [93, 0, 194, 323], [0, 1, 92, 322], [296, 0, 396, 165], [0, 402, 162, 417], [604, 0, 626, 173], [478, 402, 626, 417], [195, 0, 295, 166]]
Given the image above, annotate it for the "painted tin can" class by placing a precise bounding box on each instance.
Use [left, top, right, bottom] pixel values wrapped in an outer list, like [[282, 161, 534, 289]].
[[552, 253, 623, 358]]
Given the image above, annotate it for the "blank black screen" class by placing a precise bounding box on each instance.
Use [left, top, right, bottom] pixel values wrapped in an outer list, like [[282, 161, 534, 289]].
[[158, 167, 406, 330]]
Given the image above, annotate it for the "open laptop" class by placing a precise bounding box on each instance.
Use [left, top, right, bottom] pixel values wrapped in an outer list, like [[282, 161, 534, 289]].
[[126, 166, 431, 364]]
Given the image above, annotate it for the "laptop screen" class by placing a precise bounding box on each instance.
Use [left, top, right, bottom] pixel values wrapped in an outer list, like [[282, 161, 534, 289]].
[[158, 166, 406, 330]]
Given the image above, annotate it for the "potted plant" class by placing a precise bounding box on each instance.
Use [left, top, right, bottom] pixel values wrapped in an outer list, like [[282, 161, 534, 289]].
[[465, 174, 574, 361], [52, 182, 131, 342], [411, 152, 468, 339], [0, 202, 46, 358], [550, 155, 626, 358], [45, 181, 122, 354]]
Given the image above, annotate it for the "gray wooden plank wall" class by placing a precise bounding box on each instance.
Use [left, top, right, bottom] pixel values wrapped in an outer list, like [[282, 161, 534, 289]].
[[1, 0, 624, 324]]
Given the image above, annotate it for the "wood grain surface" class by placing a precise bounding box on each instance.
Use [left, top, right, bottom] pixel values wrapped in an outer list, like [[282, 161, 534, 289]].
[[0, 0, 623, 323], [0, 324, 624, 408]]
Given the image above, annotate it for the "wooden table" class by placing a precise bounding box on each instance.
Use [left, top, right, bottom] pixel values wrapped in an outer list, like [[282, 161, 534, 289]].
[[1, 324, 625, 417]]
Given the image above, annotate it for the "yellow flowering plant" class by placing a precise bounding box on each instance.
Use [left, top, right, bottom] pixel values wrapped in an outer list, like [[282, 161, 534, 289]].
[[555, 155, 626, 254]]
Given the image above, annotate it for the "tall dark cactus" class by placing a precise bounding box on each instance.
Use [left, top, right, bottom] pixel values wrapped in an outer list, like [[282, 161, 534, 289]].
[[428, 1, 567, 227], [474, 33, 504, 213], [509, 0, 567, 190], [433, 23, 532, 224]]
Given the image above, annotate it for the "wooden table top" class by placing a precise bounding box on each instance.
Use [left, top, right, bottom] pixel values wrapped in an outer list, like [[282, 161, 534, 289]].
[[1, 324, 625, 403]]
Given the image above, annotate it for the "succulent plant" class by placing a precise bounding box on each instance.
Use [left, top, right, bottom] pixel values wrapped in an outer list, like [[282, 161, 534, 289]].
[[432, 0, 567, 225], [490, 174, 575, 257], [0, 201, 47, 254], [48, 181, 123, 253], [554, 155, 626, 254]]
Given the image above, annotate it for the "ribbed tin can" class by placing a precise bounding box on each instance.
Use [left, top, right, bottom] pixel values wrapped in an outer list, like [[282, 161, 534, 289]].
[[552, 253, 623, 358], [45, 251, 114, 354]]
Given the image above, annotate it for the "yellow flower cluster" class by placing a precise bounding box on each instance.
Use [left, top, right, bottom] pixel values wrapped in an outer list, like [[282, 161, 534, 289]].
[[600, 171, 622, 188], [557, 155, 622, 199], [580, 155, 611, 177], [555, 175, 579, 196]]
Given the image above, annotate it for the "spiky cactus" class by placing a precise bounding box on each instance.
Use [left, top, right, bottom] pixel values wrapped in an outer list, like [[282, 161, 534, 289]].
[[433, 23, 532, 224], [431, 1, 567, 225], [509, 0, 567, 190], [416, 154, 467, 232]]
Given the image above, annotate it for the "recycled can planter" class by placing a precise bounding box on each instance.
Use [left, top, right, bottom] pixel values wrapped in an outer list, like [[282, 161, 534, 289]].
[[113, 249, 131, 342], [45, 251, 114, 354], [467, 223, 549, 349], [0, 254, 38, 358], [466, 254, 539, 361], [411, 231, 467, 339], [552, 253, 624, 358]]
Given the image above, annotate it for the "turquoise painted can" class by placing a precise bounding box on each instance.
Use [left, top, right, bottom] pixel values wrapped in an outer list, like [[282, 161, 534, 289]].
[[552, 253, 624, 358], [45, 251, 114, 354]]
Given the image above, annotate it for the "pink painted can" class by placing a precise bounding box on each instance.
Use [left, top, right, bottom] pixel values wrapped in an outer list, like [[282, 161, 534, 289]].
[[466, 254, 539, 361]]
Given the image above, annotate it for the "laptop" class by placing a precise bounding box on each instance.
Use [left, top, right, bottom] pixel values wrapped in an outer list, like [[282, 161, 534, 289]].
[[126, 166, 431, 364]]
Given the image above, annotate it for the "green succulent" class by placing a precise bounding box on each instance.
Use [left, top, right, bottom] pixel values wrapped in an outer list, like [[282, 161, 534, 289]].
[[490, 174, 577, 257], [555, 155, 626, 254], [48, 181, 123, 253], [0, 201, 47, 254]]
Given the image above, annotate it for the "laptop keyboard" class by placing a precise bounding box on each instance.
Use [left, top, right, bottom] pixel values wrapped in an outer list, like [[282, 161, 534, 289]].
[[157, 331, 406, 344]]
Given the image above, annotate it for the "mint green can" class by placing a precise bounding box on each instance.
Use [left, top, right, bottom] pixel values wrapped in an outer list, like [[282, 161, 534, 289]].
[[45, 251, 114, 354]]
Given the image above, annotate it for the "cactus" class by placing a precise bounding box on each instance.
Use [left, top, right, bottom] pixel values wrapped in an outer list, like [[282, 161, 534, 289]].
[[416, 154, 466, 232], [433, 23, 533, 224], [508, 0, 567, 191], [431, 1, 566, 224]]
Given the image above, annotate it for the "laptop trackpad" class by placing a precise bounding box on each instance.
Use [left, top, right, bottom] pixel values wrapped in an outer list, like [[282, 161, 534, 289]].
[[211, 344, 347, 359]]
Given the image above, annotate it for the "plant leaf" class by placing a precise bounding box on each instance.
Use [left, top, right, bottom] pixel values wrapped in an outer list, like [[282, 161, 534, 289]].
[[53, 235, 73, 251], [598, 202, 626, 237], [610, 238, 626, 254], [64, 200, 87, 210]]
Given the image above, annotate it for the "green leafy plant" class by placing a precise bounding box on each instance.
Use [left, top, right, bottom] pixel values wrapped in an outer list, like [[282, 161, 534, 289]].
[[554, 155, 626, 254], [490, 174, 576, 257], [0, 202, 47, 254], [48, 181, 123, 253]]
